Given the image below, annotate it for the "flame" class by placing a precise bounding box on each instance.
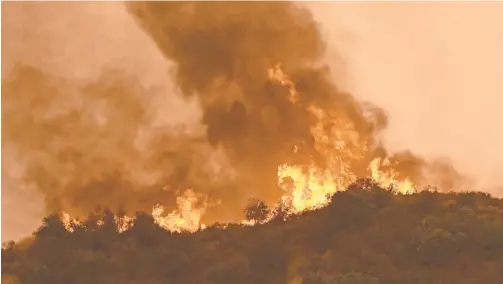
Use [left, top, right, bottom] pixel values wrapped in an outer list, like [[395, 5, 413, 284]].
[[152, 189, 207, 233], [59, 65, 417, 232], [270, 64, 416, 214], [278, 164, 339, 213], [368, 157, 415, 194], [60, 189, 207, 233], [267, 63, 299, 103], [275, 157, 416, 216], [61, 211, 78, 232], [115, 215, 135, 233]]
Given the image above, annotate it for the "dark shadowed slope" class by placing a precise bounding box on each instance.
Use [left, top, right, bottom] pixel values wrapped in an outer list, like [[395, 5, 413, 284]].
[[3, 182, 503, 284]]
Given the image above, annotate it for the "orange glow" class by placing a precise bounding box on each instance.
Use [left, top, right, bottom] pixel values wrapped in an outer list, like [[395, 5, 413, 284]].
[[60, 65, 417, 232], [152, 189, 207, 233]]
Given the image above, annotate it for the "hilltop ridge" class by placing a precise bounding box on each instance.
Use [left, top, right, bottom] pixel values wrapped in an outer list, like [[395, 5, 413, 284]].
[[3, 181, 503, 284]]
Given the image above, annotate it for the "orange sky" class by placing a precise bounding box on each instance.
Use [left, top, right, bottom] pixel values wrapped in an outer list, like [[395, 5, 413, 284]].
[[2, 2, 502, 241]]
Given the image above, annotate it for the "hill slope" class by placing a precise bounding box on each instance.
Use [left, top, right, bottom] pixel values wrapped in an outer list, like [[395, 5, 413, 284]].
[[3, 183, 503, 284]]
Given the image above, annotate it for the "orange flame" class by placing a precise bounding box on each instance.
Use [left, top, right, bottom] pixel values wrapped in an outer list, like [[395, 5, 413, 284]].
[[60, 65, 417, 232], [152, 189, 207, 233], [270, 64, 416, 214], [61, 212, 78, 232], [60, 189, 208, 233], [368, 157, 415, 194]]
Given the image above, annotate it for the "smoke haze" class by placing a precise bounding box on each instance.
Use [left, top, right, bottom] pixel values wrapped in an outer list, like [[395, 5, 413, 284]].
[[2, 2, 502, 241]]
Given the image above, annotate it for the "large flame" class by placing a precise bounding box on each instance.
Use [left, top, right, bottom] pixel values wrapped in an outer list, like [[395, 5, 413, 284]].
[[60, 65, 417, 232], [368, 157, 415, 194], [152, 189, 207, 233], [271, 64, 416, 214]]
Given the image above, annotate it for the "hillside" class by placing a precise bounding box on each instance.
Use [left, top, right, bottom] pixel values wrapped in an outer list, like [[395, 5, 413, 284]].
[[2, 181, 503, 284]]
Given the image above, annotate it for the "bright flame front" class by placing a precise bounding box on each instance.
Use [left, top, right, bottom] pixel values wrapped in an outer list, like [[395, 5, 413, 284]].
[[60, 65, 417, 233]]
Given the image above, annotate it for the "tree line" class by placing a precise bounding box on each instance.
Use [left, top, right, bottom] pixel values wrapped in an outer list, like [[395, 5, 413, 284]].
[[3, 180, 503, 284]]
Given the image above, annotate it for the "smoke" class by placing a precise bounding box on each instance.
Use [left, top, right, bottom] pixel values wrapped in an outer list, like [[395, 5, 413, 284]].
[[125, 2, 375, 202], [127, 2, 470, 199], [2, 2, 470, 224], [2, 64, 222, 217]]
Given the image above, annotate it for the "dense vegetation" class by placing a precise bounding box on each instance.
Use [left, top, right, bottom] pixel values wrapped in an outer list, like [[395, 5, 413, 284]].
[[3, 180, 503, 284]]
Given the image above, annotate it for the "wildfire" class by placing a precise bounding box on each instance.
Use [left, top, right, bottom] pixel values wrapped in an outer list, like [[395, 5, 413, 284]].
[[275, 157, 416, 216], [61, 211, 79, 232], [278, 164, 339, 213], [270, 64, 416, 214], [267, 64, 299, 104], [60, 189, 207, 233], [152, 189, 207, 233], [368, 158, 415, 194], [59, 65, 417, 233]]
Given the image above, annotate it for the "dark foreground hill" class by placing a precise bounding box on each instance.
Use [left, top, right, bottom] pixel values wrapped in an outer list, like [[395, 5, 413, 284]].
[[3, 182, 503, 284]]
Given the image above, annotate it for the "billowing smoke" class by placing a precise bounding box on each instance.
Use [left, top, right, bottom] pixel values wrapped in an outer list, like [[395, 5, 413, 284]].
[[2, 2, 470, 224], [125, 2, 379, 200], [2, 64, 229, 218], [127, 2, 470, 202]]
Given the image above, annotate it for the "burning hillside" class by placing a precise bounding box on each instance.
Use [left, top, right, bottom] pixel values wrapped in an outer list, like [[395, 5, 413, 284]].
[[2, 2, 470, 234], [3, 186, 503, 284], [56, 66, 420, 233]]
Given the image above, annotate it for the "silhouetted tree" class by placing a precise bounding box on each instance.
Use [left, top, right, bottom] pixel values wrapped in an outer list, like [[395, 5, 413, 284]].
[[245, 198, 271, 223], [33, 212, 68, 239], [3, 188, 503, 284]]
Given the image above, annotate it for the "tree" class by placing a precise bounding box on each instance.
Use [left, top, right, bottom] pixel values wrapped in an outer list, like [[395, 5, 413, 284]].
[[244, 199, 271, 223], [34, 212, 68, 239]]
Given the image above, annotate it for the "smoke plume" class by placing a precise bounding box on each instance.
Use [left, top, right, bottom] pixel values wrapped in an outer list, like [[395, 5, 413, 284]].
[[2, 2, 470, 224], [127, 2, 469, 203]]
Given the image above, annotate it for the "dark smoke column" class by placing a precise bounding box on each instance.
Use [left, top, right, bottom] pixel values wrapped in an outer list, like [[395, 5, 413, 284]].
[[127, 2, 471, 221], [127, 2, 335, 209]]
